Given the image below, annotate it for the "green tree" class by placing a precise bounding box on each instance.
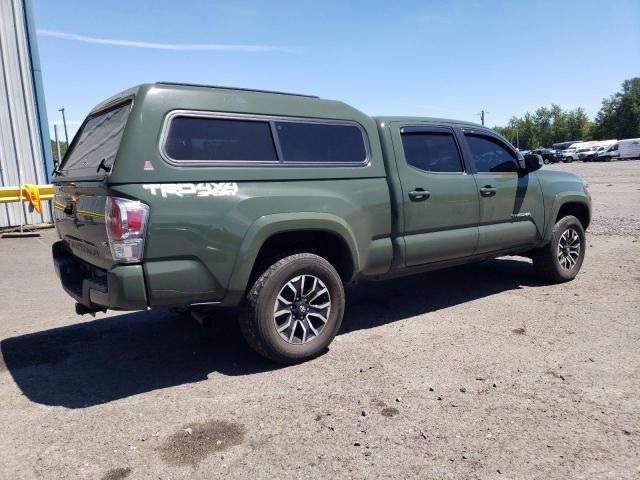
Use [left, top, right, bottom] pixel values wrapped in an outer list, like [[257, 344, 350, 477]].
[[565, 108, 591, 141], [50, 139, 68, 166], [592, 77, 640, 139], [494, 106, 594, 149], [533, 106, 553, 147]]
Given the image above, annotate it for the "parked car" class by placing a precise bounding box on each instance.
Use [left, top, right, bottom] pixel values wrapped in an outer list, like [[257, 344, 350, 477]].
[[580, 140, 617, 161], [588, 146, 608, 161], [575, 147, 595, 161], [553, 141, 582, 152], [51, 82, 592, 363], [561, 148, 576, 162], [531, 148, 562, 164], [578, 146, 601, 161], [594, 143, 619, 162], [563, 141, 604, 162], [562, 143, 585, 162]]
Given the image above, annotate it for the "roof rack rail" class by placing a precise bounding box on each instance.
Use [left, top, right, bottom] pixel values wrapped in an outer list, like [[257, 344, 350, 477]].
[[156, 82, 319, 99]]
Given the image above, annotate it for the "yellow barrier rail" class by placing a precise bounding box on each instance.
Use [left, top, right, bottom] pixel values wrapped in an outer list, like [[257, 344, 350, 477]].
[[0, 184, 53, 204], [1, 184, 53, 214]]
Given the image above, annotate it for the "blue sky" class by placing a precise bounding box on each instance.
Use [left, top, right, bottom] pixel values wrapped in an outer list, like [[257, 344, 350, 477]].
[[34, 0, 640, 140]]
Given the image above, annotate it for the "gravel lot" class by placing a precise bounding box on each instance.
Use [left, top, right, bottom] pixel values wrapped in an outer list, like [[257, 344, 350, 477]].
[[1, 161, 639, 479]]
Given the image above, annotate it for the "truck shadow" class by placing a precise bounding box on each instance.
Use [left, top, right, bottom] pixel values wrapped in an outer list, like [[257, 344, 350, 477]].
[[343, 256, 540, 334], [1, 257, 540, 408]]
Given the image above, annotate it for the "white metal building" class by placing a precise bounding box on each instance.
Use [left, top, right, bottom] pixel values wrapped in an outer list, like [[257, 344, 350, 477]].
[[0, 0, 53, 227]]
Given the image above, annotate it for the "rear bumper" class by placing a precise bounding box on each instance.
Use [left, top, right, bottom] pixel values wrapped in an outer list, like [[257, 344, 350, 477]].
[[52, 240, 148, 310]]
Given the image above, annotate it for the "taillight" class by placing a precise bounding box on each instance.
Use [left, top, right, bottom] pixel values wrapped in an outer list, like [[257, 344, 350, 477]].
[[105, 197, 149, 263], [108, 198, 124, 240]]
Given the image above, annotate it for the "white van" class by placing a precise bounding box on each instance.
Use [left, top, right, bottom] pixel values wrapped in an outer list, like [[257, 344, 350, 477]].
[[596, 138, 640, 161], [618, 138, 640, 160], [582, 140, 618, 161]]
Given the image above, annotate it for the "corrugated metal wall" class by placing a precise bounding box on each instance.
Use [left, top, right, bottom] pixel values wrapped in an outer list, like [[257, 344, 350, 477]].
[[0, 0, 52, 227]]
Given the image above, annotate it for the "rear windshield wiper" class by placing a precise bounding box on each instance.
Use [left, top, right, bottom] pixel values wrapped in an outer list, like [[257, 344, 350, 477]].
[[96, 158, 111, 173]]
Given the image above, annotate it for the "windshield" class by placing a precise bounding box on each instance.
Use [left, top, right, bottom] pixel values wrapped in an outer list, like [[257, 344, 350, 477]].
[[59, 101, 132, 177]]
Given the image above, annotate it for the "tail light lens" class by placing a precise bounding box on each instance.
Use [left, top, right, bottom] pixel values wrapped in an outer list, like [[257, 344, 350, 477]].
[[105, 197, 149, 263]]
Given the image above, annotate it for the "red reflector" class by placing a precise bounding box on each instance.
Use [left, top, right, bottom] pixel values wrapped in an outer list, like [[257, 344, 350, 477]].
[[127, 208, 144, 233], [109, 199, 124, 240]]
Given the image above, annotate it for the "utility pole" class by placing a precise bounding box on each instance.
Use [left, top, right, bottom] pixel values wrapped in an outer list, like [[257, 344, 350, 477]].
[[516, 122, 519, 149], [477, 109, 489, 126], [54, 124, 62, 168], [58, 106, 69, 145]]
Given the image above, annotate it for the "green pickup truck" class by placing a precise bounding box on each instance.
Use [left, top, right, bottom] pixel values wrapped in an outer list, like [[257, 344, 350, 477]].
[[52, 82, 591, 363]]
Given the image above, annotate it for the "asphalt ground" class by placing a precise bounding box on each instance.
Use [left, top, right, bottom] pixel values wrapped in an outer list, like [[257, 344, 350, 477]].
[[0, 160, 638, 479]]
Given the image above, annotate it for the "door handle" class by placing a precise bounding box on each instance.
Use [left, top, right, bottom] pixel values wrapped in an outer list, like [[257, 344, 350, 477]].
[[480, 185, 497, 197], [408, 188, 431, 201]]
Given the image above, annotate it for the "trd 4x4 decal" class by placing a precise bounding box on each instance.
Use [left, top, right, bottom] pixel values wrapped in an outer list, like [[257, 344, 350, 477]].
[[142, 183, 239, 198]]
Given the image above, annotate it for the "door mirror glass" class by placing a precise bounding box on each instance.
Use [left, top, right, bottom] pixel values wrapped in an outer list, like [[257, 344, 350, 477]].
[[524, 153, 543, 172]]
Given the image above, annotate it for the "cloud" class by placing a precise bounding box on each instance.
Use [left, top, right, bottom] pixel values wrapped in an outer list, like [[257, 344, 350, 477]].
[[37, 29, 294, 53]]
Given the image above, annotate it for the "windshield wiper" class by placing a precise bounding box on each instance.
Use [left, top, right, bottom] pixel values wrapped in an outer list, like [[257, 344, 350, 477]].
[[96, 158, 111, 173]]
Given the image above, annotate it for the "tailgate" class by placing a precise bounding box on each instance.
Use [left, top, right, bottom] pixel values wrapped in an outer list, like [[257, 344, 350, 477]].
[[54, 184, 114, 270]]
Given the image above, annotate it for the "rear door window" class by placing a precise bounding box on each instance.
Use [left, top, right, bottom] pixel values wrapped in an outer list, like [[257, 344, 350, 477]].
[[60, 101, 132, 177], [401, 131, 464, 173]]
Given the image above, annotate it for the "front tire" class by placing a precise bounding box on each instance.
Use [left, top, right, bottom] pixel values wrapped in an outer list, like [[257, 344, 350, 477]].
[[239, 253, 345, 364], [532, 215, 586, 283]]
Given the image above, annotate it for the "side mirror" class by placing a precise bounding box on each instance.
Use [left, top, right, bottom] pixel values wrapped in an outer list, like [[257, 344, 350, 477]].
[[523, 153, 543, 172]]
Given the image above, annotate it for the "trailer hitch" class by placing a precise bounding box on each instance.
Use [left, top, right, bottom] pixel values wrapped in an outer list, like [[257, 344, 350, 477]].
[[75, 303, 107, 317]]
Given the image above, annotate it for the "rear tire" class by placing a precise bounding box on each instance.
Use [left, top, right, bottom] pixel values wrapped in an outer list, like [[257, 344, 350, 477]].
[[532, 215, 586, 283], [239, 253, 345, 364]]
